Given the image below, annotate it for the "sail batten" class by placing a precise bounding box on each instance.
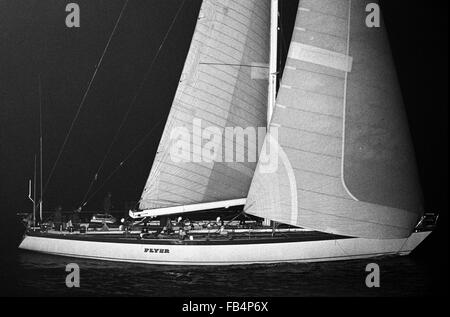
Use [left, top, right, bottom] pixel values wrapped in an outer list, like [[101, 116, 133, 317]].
[[245, 0, 423, 239]]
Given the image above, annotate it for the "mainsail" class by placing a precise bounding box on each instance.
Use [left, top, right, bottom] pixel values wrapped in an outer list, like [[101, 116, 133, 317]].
[[140, 0, 270, 210], [245, 0, 424, 239]]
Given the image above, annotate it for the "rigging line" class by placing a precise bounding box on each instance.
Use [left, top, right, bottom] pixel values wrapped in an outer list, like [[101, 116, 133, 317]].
[[82, 120, 164, 206], [397, 236, 410, 254], [279, 16, 288, 57], [211, 210, 243, 235], [79, 95, 117, 205], [225, 210, 245, 226], [38, 74, 43, 208], [42, 0, 130, 196], [79, 0, 188, 206]]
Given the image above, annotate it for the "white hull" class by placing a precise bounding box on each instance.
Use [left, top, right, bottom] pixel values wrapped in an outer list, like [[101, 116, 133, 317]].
[[18, 231, 431, 265]]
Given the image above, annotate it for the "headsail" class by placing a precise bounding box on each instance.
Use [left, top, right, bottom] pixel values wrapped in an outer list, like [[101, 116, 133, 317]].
[[245, 0, 423, 239], [140, 0, 270, 210]]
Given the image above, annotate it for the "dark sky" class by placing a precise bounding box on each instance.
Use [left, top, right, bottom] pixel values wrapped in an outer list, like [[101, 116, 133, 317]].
[[0, 0, 448, 228], [1, 0, 204, 214]]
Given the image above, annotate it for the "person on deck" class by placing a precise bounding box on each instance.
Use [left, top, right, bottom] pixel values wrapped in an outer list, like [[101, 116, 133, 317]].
[[179, 228, 186, 240], [101, 220, 109, 231], [219, 225, 228, 236], [53, 205, 63, 231], [119, 218, 126, 231], [166, 217, 173, 234], [23, 213, 33, 228], [71, 207, 81, 229], [66, 219, 73, 231]]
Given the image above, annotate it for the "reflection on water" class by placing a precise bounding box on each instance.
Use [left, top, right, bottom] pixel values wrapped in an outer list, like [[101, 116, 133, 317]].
[[8, 250, 433, 297]]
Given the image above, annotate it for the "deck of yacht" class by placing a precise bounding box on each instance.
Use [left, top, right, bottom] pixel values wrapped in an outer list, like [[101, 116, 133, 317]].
[[25, 227, 350, 245]]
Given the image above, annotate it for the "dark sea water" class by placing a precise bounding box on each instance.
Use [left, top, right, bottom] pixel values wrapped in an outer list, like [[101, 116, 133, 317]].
[[7, 252, 436, 297], [0, 223, 446, 297]]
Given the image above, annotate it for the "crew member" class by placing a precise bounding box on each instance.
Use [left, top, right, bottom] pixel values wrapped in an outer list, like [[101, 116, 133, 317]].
[[219, 225, 228, 236], [101, 220, 109, 231], [53, 205, 63, 231], [71, 207, 81, 229], [179, 228, 187, 240], [166, 217, 173, 233]]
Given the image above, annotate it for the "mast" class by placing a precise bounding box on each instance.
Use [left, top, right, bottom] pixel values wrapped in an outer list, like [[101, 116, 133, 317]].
[[38, 75, 43, 223], [262, 0, 279, 227], [267, 0, 278, 125]]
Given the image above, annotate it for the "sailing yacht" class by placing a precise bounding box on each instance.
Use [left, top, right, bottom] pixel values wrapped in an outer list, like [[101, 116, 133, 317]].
[[19, 0, 437, 265]]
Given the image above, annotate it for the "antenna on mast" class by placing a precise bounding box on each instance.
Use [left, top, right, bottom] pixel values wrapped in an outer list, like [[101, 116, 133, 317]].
[[28, 155, 37, 227], [38, 75, 43, 223]]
